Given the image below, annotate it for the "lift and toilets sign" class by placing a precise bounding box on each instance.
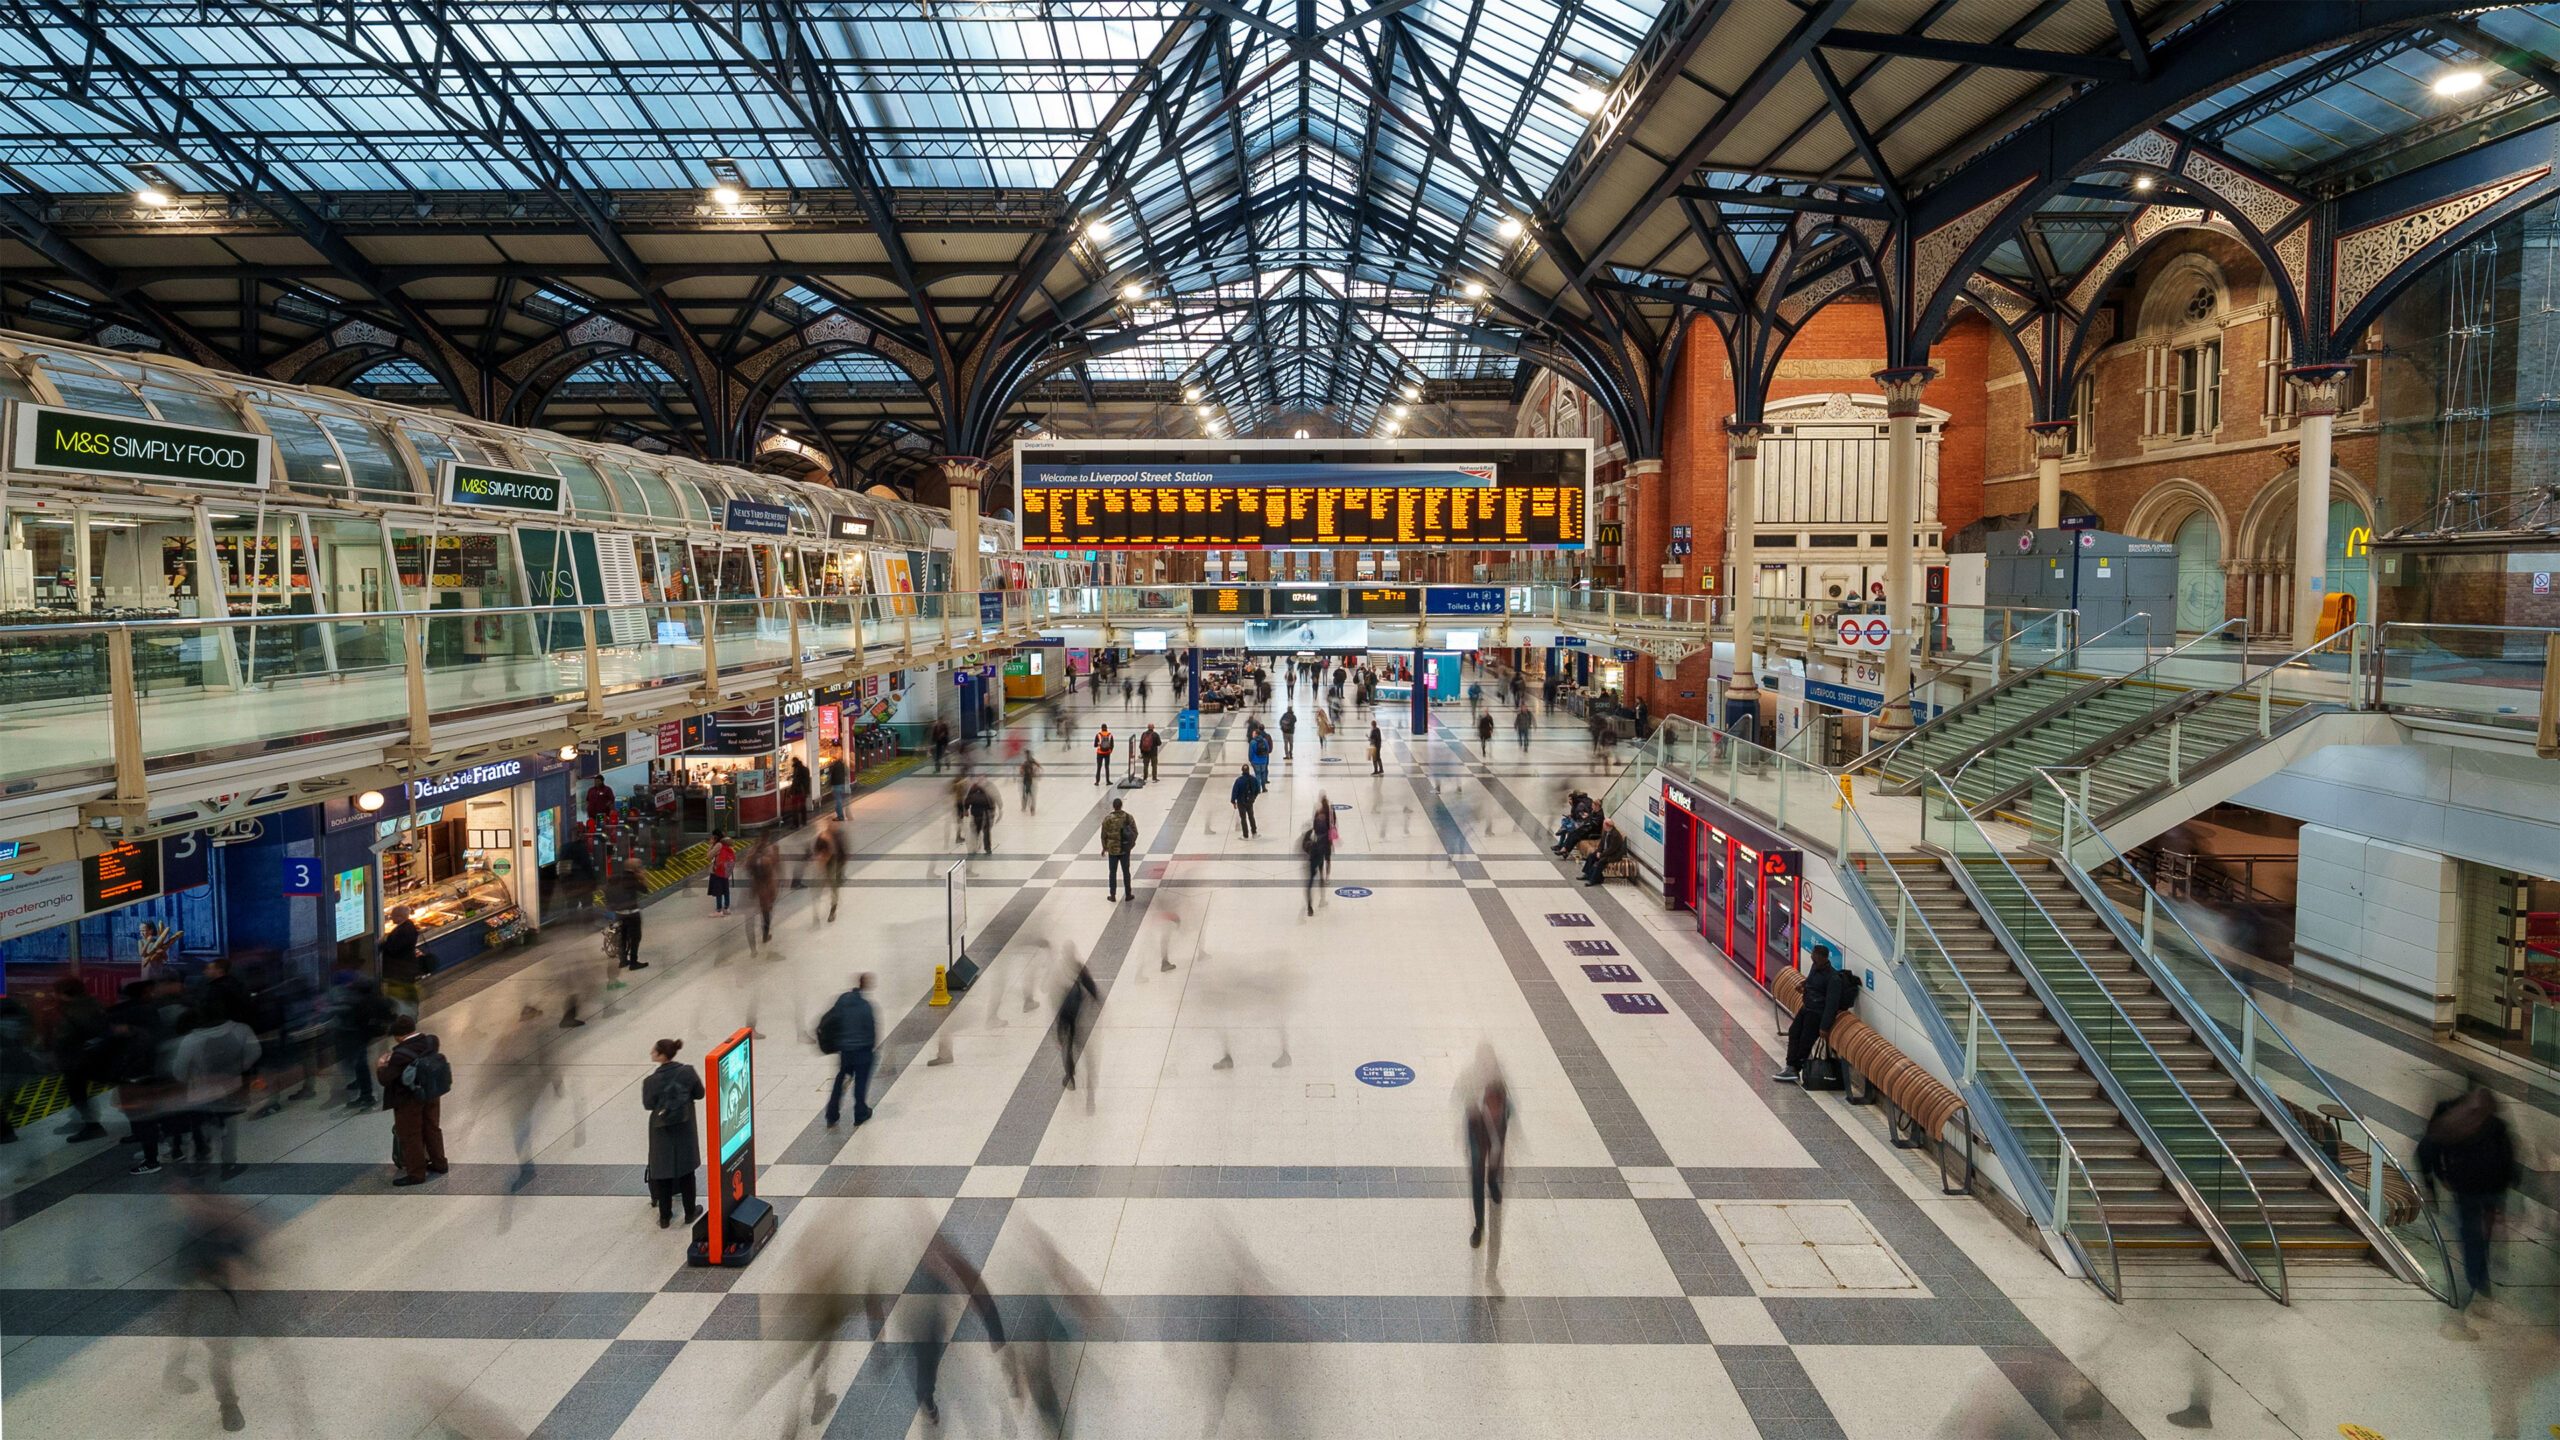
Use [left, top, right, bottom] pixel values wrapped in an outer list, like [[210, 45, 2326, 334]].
[[9, 402, 273, 488]]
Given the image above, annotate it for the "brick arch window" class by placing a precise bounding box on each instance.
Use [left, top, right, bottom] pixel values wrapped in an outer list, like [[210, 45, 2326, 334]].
[[2137, 254, 2230, 442]]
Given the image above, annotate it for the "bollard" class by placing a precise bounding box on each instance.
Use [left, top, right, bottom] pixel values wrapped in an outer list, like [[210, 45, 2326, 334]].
[[929, 965, 952, 1006]]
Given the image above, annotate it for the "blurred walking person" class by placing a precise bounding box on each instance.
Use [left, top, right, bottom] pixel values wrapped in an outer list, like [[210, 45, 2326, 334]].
[[912, 1234, 1007, 1426], [1054, 958, 1100, 1092], [606, 865, 647, 970], [49, 976, 110, 1141], [642, 1037, 705, 1229], [963, 777, 998, 855], [2419, 1084, 2520, 1311], [1477, 710, 1495, 750], [1515, 705, 1533, 752], [747, 835, 781, 946], [818, 975, 878, 1128], [1300, 817, 1331, 916], [1463, 1058, 1512, 1252], [811, 816, 847, 924], [1019, 751, 1042, 815], [173, 1004, 260, 1179]]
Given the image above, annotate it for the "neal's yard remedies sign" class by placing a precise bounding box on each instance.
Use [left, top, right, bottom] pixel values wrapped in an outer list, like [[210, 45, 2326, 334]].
[[10, 402, 272, 488], [441, 460, 565, 514]]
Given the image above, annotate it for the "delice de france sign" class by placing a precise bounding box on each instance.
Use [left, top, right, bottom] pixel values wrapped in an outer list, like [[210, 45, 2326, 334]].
[[441, 459, 565, 514], [10, 402, 272, 488]]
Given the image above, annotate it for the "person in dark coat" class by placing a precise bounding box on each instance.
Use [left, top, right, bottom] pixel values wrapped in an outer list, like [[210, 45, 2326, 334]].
[[2417, 1084, 2520, 1307], [642, 1038, 706, 1229], [1230, 764, 1262, 838], [819, 976, 878, 1128], [1773, 944, 1854, 1082], [1580, 820, 1628, 886], [50, 977, 111, 1141]]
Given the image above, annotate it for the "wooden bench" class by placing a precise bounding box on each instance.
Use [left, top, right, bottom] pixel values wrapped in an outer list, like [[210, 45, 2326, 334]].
[[1775, 966, 1972, 1195]]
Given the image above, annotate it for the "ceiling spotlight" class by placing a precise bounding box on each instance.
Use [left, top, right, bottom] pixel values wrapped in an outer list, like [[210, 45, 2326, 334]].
[[1085, 216, 1112, 242], [135, 187, 170, 207], [1403, 383, 1421, 400], [356, 790, 386, 813], [2131, 175, 2154, 192], [709, 184, 742, 205], [1463, 280, 1487, 299], [131, 164, 177, 207], [1196, 405, 1212, 417], [1121, 282, 1145, 301], [559, 745, 580, 761], [1293, 429, 1309, 440], [1382, 421, 1400, 435], [706, 158, 746, 205], [1393, 405, 1409, 418], [1496, 215, 1524, 241], [1184, 386, 1202, 402], [1566, 80, 1605, 116], [2435, 69, 2485, 97]]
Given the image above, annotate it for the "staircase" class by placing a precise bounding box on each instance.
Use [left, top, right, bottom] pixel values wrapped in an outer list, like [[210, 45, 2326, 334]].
[[2006, 858, 2379, 1267], [2024, 689, 2313, 840], [1884, 855, 2216, 1260], [1932, 678, 2191, 816], [1874, 669, 2090, 787]]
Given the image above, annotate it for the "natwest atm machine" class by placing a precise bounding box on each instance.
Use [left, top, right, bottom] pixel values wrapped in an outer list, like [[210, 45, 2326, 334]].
[[1663, 777, 1802, 991]]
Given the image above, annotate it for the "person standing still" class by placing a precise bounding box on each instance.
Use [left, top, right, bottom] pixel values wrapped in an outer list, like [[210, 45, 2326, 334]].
[[1279, 707, 1297, 758], [1139, 724, 1161, 783], [706, 834, 736, 914], [1250, 728, 1272, 789], [1100, 798, 1138, 901], [1122, 677, 1134, 711], [2418, 1085, 2520, 1309], [930, 718, 951, 773], [1137, 677, 1149, 710], [819, 975, 879, 1127], [377, 1014, 449, 1186], [1092, 724, 1116, 784], [1515, 706, 1533, 753], [1367, 721, 1384, 775], [1231, 764, 1262, 838], [641, 1038, 706, 1228]]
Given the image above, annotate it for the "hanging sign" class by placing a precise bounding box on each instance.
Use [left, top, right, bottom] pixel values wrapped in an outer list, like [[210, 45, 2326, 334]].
[[441, 460, 565, 513], [10, 402, 272, 488]]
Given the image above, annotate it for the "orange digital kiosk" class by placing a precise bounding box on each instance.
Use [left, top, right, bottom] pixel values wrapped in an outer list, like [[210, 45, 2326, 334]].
[[688, 1026, 778, 1267]]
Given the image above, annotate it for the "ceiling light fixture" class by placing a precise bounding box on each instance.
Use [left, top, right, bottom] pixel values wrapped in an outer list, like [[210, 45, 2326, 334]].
[[1293, 429, 1308, 440], [1403, 384, 1421, 400], [1382, 421, 1400, 435], [1393, 405, 1409, 418], [710, 184, 743, 205], [706, 158, 746, 206], [2131, 175, 2155, 192], [135, 187, 170, 207], [1184, 386, 1202, 402], [1085, 216, 1112, 242], [1196, 405, 1212, 417], [356, 790, 386, 813], [1496, 215, 1524, 241], [1121, 282, 1145, 301], [2435, 69, 2485, 97], [131, 164, 177, 208], [1463, 280, 1486, 299], [1566, 81, 1605, 116]]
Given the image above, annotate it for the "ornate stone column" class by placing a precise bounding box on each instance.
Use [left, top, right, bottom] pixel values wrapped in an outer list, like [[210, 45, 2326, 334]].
[[1724, 423, 1766, 712], [2284, 365, 2354, 648], [1873, 367, 1936, 734], [2027, 421, 2073, 530], [939, 455, 989, 595]]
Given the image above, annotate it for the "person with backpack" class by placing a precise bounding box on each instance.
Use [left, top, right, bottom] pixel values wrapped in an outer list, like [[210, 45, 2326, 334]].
[[2418, 1085, 2521, 1309], [1249, 727, 1272, 789], [1279, 707, 1298, 759], [1099, 798, 1138, 901], [1092, 724, 1116, 785], [819, 975, 878, 1128], [642, 1037, 706, 1228], [377, 1013, 449, 1185], [1137, 724, 1161, 783], [1772, 944, 1857, 1084], [963, 780, 999, 856]]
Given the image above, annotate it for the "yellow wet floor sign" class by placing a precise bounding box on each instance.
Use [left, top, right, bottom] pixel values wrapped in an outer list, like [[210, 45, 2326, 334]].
[[2336, 1426, 2383, 1440]]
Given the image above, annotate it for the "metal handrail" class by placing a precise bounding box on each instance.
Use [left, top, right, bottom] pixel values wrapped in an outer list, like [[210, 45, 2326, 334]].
[[1869, 610, 2161, 783], [1941, 616, 2254, 799], [1921, 768, 2289, 1302], [2029, 766, 2461, 1302], [1838, 610, 2075, 773], [0, 591, 1017, 640]]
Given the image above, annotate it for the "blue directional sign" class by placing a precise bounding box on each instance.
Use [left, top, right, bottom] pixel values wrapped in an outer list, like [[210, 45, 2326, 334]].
[[1425, 586, 1505, 616], [1355, 1061, 1415, 1087]]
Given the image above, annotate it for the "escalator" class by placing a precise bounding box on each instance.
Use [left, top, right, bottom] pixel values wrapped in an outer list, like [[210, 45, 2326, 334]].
[[1883, 855, 2218, 1259]]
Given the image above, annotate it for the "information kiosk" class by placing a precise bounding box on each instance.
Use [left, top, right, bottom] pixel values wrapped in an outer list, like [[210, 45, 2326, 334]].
[[688, 1026, 778, 1267]]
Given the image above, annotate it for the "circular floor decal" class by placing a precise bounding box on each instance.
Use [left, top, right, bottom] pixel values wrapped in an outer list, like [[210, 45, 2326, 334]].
[[1355, 1061, 1414, 1087], [1334, 886, 1373, 898]]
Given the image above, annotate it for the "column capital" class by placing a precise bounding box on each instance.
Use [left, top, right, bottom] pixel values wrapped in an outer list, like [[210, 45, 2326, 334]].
[[1623, 458, 1663, 476], [2283, 364, 2356, 417], [1724, 421, 1768, 458], [1871, 366, 1938, 417], [2026, 420, 2074, 460], [938, 454, 990, 489]]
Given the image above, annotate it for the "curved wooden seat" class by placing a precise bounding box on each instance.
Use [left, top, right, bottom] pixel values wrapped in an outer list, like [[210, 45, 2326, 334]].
[[1772, 966, 1971, 1194]]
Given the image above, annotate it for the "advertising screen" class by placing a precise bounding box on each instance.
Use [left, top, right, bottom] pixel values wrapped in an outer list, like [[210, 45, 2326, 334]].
[[717, 1037, 754, 1163], [1017, 440, 1589, 550]]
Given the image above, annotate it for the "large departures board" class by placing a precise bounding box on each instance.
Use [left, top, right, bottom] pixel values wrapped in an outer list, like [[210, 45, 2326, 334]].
[[1013, 439, 1590, 550]]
